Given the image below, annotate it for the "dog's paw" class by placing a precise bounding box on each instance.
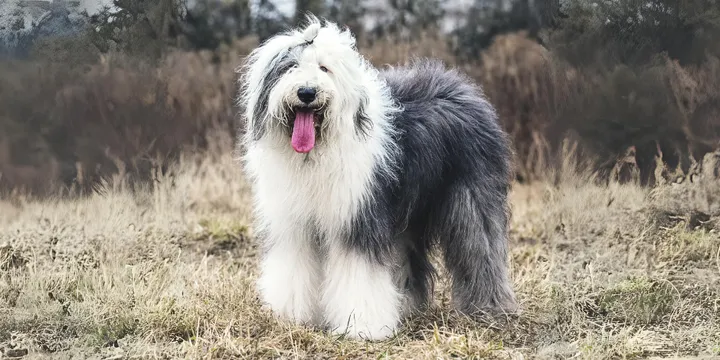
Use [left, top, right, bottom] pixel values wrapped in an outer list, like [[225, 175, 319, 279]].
[[257, 280, 320, 326], [262, 293, 319, 325]]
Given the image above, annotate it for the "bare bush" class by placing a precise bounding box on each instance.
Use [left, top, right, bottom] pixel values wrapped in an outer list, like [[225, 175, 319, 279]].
[[0, 38, 257, 196]]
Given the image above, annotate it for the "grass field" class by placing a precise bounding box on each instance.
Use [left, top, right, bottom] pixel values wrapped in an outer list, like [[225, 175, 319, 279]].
[[1, 134, 719, 359]]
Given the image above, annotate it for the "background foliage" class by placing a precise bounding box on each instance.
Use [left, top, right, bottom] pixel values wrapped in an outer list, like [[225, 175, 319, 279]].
[[0, 0, 719, 194]]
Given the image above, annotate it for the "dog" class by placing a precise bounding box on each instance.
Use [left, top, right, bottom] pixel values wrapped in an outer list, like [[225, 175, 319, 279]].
[[237, 15, 517, 341]]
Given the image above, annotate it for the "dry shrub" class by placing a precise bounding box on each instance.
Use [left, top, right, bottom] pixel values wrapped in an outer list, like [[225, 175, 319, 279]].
[[477, 32, 580, 181], [573, 55, 720, 186], [666, 55, 720, 161], [474, 33, 720, 185], [0, 38, 258, 197]]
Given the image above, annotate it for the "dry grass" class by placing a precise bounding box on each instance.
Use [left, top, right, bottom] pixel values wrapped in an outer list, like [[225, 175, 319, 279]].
[[1, 132, 719, 360]]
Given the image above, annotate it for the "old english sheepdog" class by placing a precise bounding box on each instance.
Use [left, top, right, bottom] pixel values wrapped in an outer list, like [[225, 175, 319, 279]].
[[238, 16, 518, 340]]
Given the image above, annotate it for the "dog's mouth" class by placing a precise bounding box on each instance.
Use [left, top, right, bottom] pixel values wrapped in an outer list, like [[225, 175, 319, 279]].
[[288, 106, 324, 153]]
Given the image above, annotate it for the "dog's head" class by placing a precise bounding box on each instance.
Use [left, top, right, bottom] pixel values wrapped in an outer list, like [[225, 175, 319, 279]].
[[239, 15, 390, 154]]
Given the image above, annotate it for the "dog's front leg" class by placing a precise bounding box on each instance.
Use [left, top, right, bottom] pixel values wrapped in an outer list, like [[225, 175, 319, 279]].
[[256, 221, 323, 326], [321, 241, 402, 341]]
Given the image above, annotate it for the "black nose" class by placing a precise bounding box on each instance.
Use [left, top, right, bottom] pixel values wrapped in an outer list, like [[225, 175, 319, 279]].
[[297, 87, 316, 104]]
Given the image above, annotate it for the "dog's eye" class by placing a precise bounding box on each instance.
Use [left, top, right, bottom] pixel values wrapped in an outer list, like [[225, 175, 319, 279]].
[[319, 65, 329, 73]]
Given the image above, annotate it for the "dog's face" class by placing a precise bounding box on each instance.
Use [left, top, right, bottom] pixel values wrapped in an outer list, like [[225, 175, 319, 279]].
[[240, 17, 374, 154], [266, 40, 337, 153]]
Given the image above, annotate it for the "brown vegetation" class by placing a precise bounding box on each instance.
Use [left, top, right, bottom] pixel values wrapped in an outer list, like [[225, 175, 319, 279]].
[[2, 30, 718, 195], [474, 33, 720, 185], [0, 38, 256, 196]]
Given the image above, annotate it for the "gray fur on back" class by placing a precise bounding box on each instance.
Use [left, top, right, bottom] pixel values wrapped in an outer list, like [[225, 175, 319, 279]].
[[346, 58, 518, 314]]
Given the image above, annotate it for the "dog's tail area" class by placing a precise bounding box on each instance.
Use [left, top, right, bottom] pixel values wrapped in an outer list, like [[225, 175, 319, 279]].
[[430, 180, 518, 316]]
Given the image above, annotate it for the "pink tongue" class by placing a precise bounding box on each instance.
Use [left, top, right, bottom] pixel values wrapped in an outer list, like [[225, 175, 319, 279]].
[[291, 111, 315, 153]]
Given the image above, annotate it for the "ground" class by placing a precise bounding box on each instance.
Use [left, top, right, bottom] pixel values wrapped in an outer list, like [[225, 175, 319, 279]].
[[1, 137, 719, 359]]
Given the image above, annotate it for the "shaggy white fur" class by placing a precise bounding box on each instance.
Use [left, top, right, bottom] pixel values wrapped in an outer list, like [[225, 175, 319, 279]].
[[238, 14, 518, 341]]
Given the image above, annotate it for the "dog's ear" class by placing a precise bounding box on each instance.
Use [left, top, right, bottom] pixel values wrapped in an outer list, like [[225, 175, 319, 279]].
[[355, 90, 373, 138]]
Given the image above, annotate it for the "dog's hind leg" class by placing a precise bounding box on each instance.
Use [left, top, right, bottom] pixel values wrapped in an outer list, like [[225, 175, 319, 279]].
[[394, 230, 434, 317], [431, 181, 518, 316]]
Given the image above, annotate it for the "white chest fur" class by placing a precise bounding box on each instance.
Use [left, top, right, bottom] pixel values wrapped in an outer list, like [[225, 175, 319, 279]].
[[243, 131, 383, 236]]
